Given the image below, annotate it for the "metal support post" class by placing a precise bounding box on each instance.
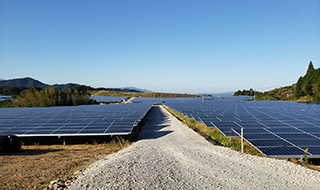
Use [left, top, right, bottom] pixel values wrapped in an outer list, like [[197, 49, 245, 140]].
[[241, 128, 244, 153]]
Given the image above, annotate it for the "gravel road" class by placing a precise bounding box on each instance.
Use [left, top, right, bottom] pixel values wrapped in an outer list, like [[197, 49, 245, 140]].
[[69, 105, 320, 189]]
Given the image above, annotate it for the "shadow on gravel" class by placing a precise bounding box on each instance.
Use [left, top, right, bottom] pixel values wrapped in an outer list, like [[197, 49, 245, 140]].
[[138, 130, 173, 140], [136, 106, 173, 141]]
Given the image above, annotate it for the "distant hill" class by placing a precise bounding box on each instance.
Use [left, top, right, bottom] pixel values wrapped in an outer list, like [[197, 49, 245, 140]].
[[0, 77, 47, 88], [122, 87, 153, 93], [239, 61, 320, 103], [52, 83, 79, 91], [215, 92, 234, 97], [0, 77, 80, 91]]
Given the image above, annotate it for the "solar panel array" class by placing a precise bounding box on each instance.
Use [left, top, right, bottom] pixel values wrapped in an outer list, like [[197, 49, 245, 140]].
[[0, 99, 155, 136], [0, 95, 11, 102], [164, 97, 320, 158], [2, 95, 319, 157], [92, 96, 128, 102]]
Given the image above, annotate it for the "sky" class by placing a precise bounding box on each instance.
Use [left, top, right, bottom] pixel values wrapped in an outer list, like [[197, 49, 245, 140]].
[[0, 0, 319, 93]]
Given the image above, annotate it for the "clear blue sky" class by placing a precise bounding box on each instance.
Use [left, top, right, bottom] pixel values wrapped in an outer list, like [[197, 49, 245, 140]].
[[0, 0, 319, 93]]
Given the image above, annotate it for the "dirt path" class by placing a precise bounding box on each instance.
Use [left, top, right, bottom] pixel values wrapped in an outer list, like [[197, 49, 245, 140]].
[[123, 97, 135, 103], [69, 105, 320, 189]]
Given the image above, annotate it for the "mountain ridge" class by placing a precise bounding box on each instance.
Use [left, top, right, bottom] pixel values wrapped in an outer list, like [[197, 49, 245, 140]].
[[0, 77, 152, 93], [0, 77, 79, 91]]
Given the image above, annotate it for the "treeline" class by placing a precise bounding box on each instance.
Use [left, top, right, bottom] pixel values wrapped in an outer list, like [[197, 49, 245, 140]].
[[295, 61, 320, 102], [0, 86, 96, 108], [233, 88, 255, 96]]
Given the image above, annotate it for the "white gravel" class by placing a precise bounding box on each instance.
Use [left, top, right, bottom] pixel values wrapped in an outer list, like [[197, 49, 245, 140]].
[[69, 105, 320, 189]]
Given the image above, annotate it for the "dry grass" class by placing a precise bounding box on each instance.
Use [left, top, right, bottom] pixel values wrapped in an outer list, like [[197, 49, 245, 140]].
[[305, 164, 320, 171], [296, 95, 314, 102], [0, 139, 131, 190]]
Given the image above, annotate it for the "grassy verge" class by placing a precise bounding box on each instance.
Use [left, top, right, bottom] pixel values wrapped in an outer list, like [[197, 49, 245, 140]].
[[0, 137, 131, 190], [164, 105, 262, 156]]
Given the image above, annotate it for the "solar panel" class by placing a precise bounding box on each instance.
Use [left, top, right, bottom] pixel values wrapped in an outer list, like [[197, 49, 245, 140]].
[[164, 96, 320, 158]]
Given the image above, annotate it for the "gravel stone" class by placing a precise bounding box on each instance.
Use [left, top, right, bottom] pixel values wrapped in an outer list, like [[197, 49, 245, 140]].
[[69, 105, 320, 189]]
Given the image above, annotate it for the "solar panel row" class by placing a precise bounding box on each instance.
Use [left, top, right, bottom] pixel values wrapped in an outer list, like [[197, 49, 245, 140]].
[[164, 97, 320, 157], [0, 98, 157, 136], [92, 96, 128, 102]]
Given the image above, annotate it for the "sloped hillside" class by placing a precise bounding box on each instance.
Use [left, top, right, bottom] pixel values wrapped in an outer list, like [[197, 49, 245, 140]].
[[236, 61, 320, 103], [255, 85, 296, 101]]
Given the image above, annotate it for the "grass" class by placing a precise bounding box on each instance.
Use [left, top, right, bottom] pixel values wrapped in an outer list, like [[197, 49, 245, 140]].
[[0, 137, 131, 190], [164, 106, 262, 156]]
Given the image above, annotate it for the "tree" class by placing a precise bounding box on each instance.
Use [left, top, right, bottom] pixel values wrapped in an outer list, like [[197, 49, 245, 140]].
[[307, 61, 314, 75]]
